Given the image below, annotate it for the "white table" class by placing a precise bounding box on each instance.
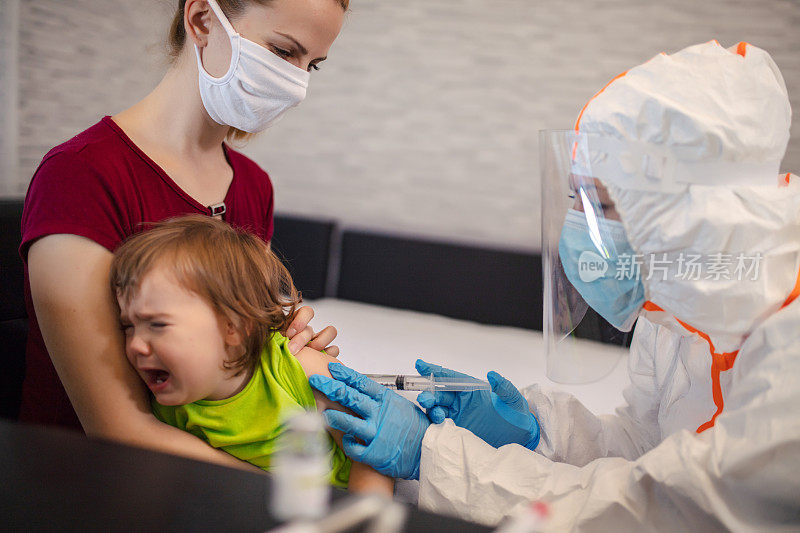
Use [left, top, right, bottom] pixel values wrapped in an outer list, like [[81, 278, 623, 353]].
[[307, 298, 630, 415]]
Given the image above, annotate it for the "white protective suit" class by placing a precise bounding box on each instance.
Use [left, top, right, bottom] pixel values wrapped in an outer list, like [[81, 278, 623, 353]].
[[418, 41, 800, 531]]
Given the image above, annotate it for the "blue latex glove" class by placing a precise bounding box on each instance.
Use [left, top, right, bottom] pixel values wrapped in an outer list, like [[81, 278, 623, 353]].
[[308, 362, 431, 480], [415, 359, 540, 450]]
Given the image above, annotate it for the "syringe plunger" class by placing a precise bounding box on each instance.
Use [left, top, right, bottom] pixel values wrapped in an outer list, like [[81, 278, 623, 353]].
[[364, 374, 491, 392]]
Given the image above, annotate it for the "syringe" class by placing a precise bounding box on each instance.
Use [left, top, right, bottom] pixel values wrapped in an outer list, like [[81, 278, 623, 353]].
[[364, 374, 491, 392]]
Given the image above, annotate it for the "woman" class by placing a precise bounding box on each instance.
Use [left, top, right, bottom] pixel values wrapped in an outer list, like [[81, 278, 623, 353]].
[[21, 0, 346, 471]]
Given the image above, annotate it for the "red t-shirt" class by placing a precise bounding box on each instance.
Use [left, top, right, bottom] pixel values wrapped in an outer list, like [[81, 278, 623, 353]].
[[19, 116, 275, 430]]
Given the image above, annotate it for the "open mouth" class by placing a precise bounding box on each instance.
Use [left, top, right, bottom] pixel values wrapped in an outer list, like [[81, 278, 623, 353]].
[[143, 369, 170, 387]]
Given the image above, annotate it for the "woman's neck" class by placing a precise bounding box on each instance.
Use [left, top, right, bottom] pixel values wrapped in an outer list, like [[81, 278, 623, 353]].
[[113, 49, 230, 158]]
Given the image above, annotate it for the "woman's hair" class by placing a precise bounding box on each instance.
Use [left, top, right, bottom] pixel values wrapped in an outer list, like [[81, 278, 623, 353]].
[[110, 215, 300, 373], [167, 0, 350, 143]]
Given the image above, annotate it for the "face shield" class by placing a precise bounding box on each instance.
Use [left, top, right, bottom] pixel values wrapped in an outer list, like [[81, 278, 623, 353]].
[[541, 130, 647, 384]]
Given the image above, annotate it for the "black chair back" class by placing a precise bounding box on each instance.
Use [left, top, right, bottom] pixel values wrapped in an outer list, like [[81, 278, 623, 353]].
[[271, 214, 335, 301], [0, 199, 27, 420], [337, 230, 544, 330]]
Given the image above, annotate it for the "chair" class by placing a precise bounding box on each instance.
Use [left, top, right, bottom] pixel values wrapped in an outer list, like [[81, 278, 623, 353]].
[[0, 198, 27, 420], [271, 214, 336, 301], [336, 230, 544, 330]]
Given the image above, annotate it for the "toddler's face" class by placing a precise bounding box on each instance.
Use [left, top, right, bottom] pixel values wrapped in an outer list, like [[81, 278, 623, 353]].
[[117, 267, 247, 405]]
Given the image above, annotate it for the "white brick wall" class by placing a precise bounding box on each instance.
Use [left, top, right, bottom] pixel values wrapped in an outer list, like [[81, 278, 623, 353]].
[[0, 0, 20, 196], [6, 0, 800, 250], [15, 0, 171, 192]]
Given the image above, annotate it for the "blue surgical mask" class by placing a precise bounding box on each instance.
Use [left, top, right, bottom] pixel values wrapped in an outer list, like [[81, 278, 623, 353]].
[[558, 209, 645, 331]]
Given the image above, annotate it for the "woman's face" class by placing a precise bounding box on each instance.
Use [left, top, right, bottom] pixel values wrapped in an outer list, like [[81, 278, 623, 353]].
[[200, 0, 345, 76]]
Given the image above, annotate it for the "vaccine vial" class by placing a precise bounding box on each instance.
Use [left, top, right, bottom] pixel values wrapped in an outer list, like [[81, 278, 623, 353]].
[[270, 411, 332, 521]]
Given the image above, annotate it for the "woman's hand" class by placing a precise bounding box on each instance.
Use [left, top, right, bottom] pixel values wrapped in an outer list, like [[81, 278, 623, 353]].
[[285, 305, 339, 356]]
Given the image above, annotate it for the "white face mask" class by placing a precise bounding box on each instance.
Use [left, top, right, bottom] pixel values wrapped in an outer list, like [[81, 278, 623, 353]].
[[195, 0, 310, 133]]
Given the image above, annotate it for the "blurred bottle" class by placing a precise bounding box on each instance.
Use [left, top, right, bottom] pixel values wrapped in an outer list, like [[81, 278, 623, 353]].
[[270, 411, 332, 521], [494, 501, 550, 533]]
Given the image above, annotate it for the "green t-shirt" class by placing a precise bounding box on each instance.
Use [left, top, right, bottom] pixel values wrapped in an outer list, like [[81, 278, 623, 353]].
[[152, 332, 351, 487]]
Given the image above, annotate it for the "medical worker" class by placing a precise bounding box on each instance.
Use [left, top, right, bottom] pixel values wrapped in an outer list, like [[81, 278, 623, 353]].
[[310, 41, 800, 530]]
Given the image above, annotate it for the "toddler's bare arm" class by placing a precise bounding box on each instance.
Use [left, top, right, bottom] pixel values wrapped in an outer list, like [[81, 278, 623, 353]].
[[294, 346, 395, 496]]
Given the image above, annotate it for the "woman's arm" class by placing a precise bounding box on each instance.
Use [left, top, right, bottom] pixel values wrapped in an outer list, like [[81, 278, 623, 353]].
[[293, 346, 394, 496], [27, 234, 262, 472]]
